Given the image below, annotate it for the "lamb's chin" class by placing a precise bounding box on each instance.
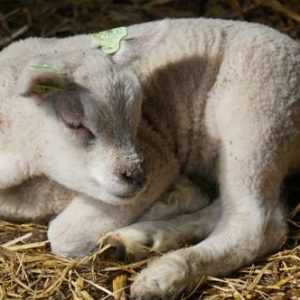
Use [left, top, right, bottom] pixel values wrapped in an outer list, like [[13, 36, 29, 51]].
[[84, 186, 138, 206]]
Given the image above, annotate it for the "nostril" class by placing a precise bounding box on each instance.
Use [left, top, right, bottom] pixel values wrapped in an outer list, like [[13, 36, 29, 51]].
[[121, 170, 145, 188]]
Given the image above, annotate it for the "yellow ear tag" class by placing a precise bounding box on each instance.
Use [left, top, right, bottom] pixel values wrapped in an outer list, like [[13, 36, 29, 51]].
[[90, 27, 128, 54]]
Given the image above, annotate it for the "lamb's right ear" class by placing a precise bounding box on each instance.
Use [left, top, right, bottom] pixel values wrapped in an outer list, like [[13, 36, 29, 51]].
[[17, 58, 73, 98], [17, 57, 86, 128], [112, 19, 169, 65]]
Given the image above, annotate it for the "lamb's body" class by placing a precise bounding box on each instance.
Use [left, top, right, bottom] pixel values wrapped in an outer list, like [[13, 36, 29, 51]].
[[0, 18, 299, 299], [0, 23, 208, 250], [131, 19, 299, 176]]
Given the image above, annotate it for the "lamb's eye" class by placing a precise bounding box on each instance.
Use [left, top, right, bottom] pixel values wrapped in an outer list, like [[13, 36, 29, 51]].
[[67, 122, 96, 145], [87, 130, 96, 144], [64, 118, 95, 144]]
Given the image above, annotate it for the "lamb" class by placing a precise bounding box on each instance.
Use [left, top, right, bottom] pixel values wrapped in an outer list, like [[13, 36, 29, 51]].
[[0, 18, 299, 299], [0, 26, 208, 257]]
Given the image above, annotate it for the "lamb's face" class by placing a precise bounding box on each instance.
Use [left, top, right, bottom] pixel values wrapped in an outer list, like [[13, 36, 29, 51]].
[[18, 50, 145, 205]]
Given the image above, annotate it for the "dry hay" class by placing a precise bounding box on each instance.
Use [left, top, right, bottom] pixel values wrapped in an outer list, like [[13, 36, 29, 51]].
[[0, 204, 299, 299], [1, 0, 300, 299]]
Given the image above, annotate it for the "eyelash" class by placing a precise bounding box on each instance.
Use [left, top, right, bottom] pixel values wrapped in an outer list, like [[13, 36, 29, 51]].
[[65, 121, 82, 130]]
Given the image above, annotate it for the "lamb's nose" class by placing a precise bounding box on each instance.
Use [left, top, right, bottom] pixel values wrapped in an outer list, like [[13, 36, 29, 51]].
[[120, 169, 145, 189]]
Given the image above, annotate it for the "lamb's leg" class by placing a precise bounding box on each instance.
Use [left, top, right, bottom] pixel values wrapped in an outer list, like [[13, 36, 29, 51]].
[[48, 193, 180, 258], [101, 175, 213, 260], [48, 196, 133, 257], [130, 119, 291, 298], [131, 161, 287, 299], [140, 175, 210, 221], [48, 175, 211, 258], [102, 199, 221, 261]]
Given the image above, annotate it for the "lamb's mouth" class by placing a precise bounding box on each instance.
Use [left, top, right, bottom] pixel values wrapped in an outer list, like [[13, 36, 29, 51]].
[[110, 183, 147, 200], [93, 177, 147, 201], [111, 189, 141, 200]]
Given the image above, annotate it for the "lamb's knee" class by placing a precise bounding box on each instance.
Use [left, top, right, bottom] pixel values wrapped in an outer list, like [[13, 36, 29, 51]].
[[140, 176, 209, 221]]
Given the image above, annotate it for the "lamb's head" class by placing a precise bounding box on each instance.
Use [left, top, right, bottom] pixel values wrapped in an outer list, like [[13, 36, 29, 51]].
[[17, 50, 144, 205]]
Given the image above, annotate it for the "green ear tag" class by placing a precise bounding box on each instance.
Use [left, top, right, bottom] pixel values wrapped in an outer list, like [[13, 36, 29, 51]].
[[30, 62, 55, 70], [30, 62, 67, 76], [90, 27, 128, 54]]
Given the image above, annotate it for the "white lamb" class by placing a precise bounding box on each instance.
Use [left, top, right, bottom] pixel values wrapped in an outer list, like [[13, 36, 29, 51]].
[[0, 18, 299, 299]]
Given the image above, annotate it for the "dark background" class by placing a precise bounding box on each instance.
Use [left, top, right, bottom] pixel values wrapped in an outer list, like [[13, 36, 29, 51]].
[[1, 0, 299, 50]]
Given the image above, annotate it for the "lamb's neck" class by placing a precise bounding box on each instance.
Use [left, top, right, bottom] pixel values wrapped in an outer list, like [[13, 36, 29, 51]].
[[131, 19, 226, 81], [132, 20, 224, 172]]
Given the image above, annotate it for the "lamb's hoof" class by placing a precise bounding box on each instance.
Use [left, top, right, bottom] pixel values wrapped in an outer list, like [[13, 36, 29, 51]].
[[99, 229, 154, 262], [130, 292, 163, 300], [130, 252, 190, 300], [99, 234, 128, 261]]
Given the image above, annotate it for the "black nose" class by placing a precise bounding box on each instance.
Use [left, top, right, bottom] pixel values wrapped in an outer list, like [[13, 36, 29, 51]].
[[121, 170, 145, 189]]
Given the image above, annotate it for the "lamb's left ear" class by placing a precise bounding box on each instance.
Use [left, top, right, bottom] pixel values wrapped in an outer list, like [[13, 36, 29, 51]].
[[16, 55, 74, 98], [111, 19, 169, 65]]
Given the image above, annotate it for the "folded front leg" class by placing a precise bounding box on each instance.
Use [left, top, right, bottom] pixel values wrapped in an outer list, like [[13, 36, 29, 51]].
[[48, 193, 174, 258], [101, 175, 213, 260], [48, 196, 133, 257], [140, 175, 210, 221], [102, 199, 221, 261]]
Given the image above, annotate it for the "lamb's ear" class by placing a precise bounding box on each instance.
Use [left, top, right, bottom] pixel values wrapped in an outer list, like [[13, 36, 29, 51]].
[[112, 20, 169, 65], [17, 57, 86, 127], [17, 58, 73, 98]]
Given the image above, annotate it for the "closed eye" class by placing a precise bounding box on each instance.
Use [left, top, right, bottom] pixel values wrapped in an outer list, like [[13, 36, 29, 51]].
[[65, 120, 83, 130], [65, 121, 96, 144]]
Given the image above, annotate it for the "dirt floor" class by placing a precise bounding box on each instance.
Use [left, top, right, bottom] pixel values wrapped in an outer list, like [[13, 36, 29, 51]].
[[0, 0, 300, 299]]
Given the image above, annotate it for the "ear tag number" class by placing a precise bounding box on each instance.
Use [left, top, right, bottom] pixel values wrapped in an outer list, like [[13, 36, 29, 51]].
[[90, 27, 128, 54]]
